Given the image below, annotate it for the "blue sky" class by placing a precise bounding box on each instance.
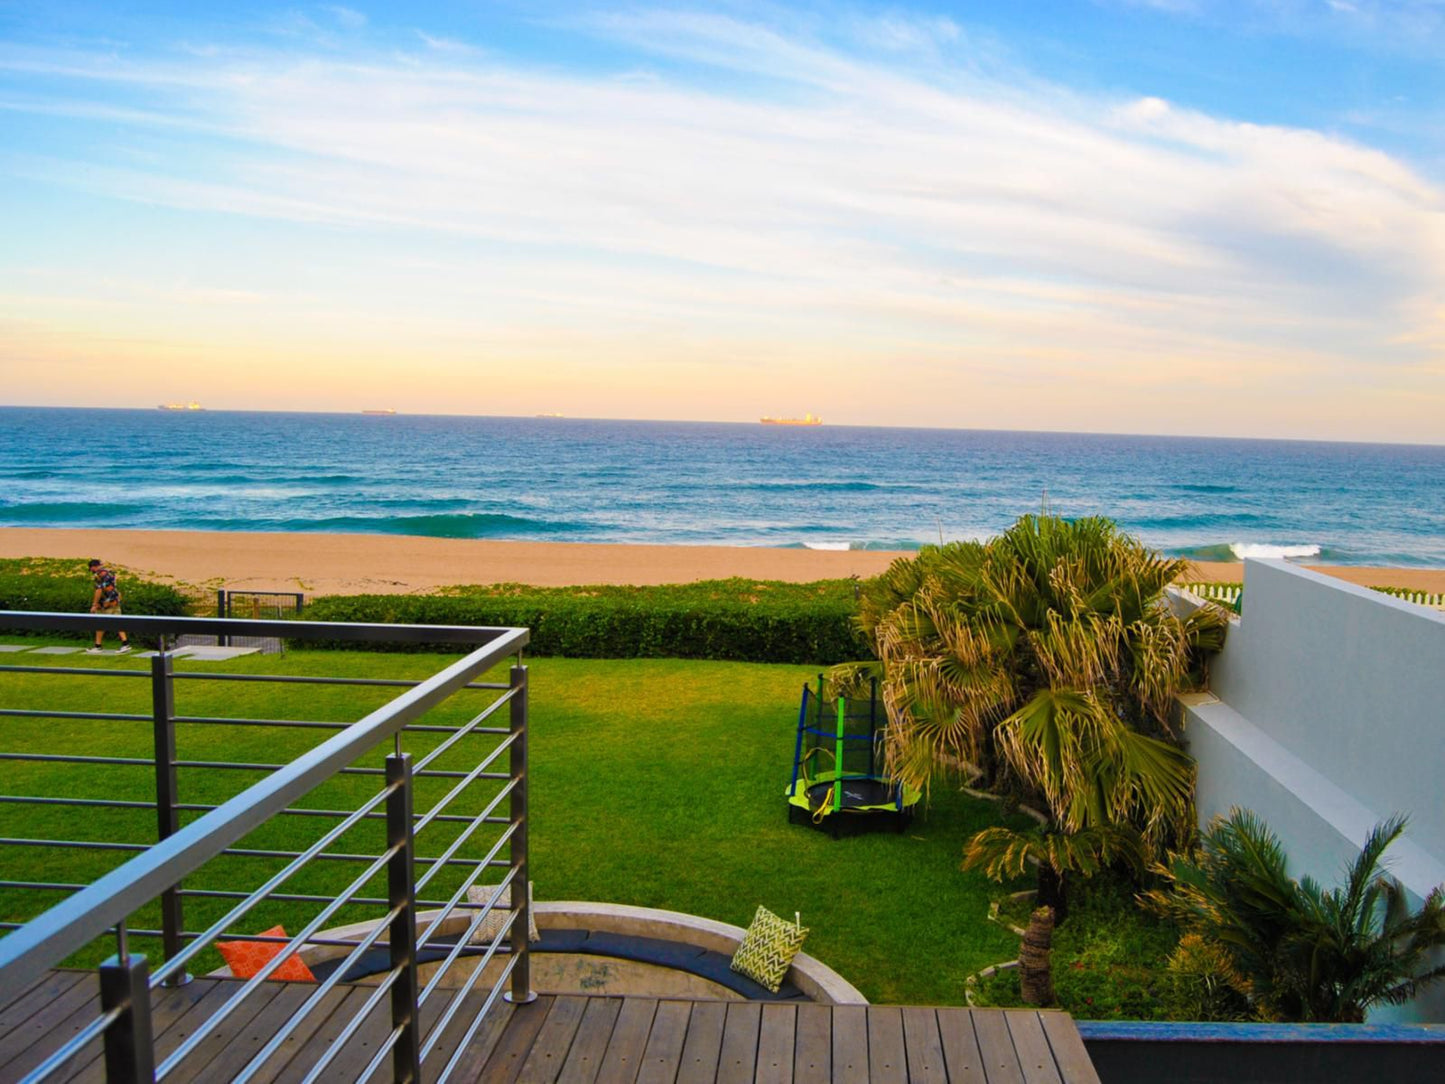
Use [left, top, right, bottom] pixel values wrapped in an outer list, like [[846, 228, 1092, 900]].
[[1, 1, 1442, 440]]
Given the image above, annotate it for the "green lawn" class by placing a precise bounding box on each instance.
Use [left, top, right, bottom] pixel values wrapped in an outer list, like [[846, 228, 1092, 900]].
[[0, 647, 1028, 1004]]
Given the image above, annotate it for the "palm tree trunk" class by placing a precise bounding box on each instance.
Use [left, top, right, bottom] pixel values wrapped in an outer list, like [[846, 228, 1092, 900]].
[[1019, 906, 1056, 1007], [1037, 865, 1068, 924]]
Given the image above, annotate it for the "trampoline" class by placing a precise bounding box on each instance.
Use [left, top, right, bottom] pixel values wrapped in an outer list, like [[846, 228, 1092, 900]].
[[785, 675, 920, 837]]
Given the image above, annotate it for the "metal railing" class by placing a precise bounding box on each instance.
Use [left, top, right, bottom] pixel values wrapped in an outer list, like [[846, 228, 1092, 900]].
[[0, 610, 532, 1083]]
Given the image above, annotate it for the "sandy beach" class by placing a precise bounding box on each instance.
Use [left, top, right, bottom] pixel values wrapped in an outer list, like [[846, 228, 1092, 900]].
[[2, 527, 1443, 597]]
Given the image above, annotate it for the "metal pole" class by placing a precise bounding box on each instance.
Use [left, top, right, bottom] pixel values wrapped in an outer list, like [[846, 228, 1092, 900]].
[[151, 649, 190, 986], [216, 589, 228, 648], [386, 752, 421, 1083], [505, 663, 535, 1005], [99, 952, 155, 1083]]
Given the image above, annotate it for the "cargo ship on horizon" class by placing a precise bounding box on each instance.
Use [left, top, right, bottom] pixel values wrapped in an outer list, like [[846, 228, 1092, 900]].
[[760, 413, 821, 426], [157, 401, 204, 412]]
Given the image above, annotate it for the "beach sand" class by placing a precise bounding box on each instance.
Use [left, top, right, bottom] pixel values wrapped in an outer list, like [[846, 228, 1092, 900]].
[[1, 527, 1442, 597]]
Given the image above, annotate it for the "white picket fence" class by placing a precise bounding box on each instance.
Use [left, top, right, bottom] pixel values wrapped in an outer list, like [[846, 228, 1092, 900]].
[[1180, 581, 1444, 612]]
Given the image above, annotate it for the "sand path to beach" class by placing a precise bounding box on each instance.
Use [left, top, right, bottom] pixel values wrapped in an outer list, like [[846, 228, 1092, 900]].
[[1, 528, 1441, 596]]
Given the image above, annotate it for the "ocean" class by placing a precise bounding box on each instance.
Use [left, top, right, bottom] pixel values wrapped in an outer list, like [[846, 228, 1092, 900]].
[[1, 408, 1442, 567]]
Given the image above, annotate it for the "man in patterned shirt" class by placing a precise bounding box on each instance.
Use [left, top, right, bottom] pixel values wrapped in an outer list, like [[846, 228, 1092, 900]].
[[87, 559, 131, 654]]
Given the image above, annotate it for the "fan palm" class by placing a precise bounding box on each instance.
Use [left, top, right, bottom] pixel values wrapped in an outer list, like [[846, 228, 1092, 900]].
[[837, 514, 1224, 843], [963, 823, 1146, 922], [1144, 809, 1445, 1022]]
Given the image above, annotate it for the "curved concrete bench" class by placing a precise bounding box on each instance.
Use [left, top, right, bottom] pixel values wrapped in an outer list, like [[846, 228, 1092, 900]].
[[266, 901, 867, 1005]]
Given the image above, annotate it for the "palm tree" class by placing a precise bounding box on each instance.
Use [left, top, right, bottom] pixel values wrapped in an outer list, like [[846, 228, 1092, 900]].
[[963, 823, 1146, 922], [1144, 809, 1445, 1022], [837, 515, 1224, 843]]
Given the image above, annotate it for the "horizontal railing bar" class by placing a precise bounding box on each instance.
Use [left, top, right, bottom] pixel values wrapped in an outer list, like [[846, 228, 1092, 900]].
[[0, 796, 160, 811], [0, 610, 527, 646], [0, 626, 528, 994], [0, 665, 150, 679], [177, 888, 462, 908], [0, 838, 149, 852], [0, 710, 150, 723], [171, 760, 503, 780], [0, 753, 156, 767], [219, 848, 506, 867], [0, 840, 508, 861], [0, 664, 509, 692], [18, 1002, 124, 1084], [173, 672, 512, 691], [0, 797, 499, 827]]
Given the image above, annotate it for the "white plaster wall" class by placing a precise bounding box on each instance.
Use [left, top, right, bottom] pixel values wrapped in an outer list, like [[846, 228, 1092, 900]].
[[1181, 560, 1445, 1023]]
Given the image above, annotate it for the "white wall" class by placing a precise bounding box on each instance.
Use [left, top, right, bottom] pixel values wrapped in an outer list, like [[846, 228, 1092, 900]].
[[1181, 559, 1445, 1023]]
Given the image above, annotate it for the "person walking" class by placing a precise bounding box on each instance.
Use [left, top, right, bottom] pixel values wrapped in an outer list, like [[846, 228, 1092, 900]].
[[87, 559, 131, 653]]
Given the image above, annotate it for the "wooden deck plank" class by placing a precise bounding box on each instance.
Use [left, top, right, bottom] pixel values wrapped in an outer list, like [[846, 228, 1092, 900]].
[[865, 1005, 906, 1084], [518, 996, 591, 1084], [227, 982, 356, 1084], [1037, 1012, 1101, 1084], [792, 1002, 831, 1084], [716, 1000, 762, 1084], [556, 996, 622, 1084], [594, 997, 658, 1084], [269, 985, 377, 1083], [66, 973, 225, 1084], [174, 983, 327, 1084], [970, 1012, 1025, 1084], [900, 1007, 948, 1084], [635, 1000, 692, 1084], [755, 1003, 796, 1084], [481, 996, 559, 1084], [935, 1009, 988, 1084], [0, 970, 102, 1071], [0, 972, 1106, 1084], [1005, 1013, 1063, 1084], [160, 980, 288, 1083], [423, 992, 516, 1084], [831, 1004, 868, 1084], [0, 969, 86, 1026], [674, 999, 726, 1084]]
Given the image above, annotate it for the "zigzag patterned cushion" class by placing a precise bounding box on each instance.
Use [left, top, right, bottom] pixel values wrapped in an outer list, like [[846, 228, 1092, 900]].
[[729, 906, 808, 993]]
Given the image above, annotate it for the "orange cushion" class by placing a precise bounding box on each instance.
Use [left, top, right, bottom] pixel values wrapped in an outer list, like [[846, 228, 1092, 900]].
[[216, 925, 316, 982]]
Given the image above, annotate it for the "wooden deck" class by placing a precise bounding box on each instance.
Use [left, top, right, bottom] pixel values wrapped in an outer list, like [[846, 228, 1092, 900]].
[[0, 971, 1101, 1083]]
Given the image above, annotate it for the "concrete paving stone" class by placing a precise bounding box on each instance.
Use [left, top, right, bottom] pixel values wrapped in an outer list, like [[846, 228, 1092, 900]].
[[28, 646, 83, 654], [0, 645, 32, 652]]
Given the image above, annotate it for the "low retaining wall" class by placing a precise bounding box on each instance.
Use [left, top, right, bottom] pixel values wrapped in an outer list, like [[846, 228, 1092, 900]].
[[1079, 1020, 1445, 1083]]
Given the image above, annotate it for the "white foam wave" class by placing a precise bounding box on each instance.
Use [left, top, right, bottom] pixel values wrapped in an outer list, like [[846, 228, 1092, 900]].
[[1230, 542, 1321, 560], [803, 541, 852, 551]]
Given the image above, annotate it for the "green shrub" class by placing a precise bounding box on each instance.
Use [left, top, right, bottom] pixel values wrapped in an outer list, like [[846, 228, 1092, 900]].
[[1163, 934, 1254, 1022], [301, 578, 868, 663], [0, 558, 191, 635]]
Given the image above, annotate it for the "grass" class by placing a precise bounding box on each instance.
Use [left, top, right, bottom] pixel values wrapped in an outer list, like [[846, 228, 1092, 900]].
[[0, 645, 1031, 1004]]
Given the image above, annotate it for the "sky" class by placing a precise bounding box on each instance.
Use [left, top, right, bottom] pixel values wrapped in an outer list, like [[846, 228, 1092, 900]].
[[0, 1, 1442, 442]]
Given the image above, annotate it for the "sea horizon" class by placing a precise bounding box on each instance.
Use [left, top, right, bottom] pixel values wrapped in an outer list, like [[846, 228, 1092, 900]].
[[2, 406, 1442, 568]]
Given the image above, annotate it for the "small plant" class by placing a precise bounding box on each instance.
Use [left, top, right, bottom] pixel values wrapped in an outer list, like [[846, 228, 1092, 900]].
[[1144, 809, 1445, 1022], [1163, 934, 1253, 1022]]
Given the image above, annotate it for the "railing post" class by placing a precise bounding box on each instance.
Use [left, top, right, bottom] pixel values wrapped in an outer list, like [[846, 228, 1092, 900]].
[[386, 752, 421, 1084], [216, 589, 228, 647], [151, 649, 189, 986], [99, 952, 155, 1083], [505, 663, 535, 1005]]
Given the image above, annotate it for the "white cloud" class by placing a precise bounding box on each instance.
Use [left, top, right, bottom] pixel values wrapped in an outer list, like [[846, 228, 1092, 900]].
[[0, 9, 1441, 437]]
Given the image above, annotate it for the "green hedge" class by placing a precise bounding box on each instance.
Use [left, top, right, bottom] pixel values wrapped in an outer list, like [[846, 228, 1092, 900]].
[[0, 558, 191, 631], [301, 578, 870, 663]]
